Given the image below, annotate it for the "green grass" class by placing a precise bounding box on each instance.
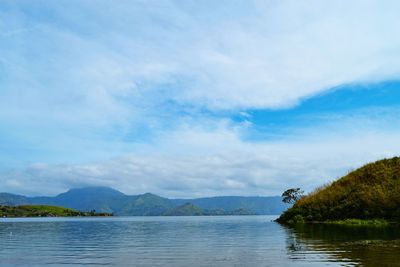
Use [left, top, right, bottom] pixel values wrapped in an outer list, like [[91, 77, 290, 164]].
[[0, 205, 113, 217], [277, 157, 400, 224]]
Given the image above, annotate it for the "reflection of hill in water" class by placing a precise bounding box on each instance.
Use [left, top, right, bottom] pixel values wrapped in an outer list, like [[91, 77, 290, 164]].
[[283, 224, 400, 267]]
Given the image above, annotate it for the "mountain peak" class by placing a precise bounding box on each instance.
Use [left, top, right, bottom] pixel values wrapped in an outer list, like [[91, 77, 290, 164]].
[[58, 186, 125, 198], [141, 192, 158, 197]]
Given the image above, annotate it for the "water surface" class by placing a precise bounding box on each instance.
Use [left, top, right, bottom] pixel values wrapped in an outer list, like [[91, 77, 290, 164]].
[[1, 216, 400, 266]]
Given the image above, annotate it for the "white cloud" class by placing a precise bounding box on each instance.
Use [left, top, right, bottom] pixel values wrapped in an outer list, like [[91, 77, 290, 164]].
[[3, 116, 400, 197], [2, 0, 400, 115], [1, 1, 400, 196]]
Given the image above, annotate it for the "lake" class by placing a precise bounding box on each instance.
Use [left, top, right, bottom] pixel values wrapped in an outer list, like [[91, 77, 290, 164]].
[[1, 215, 400, 266]]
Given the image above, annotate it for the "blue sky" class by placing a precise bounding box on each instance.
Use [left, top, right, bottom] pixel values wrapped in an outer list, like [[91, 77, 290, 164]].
[[1, 0, 400, 197]]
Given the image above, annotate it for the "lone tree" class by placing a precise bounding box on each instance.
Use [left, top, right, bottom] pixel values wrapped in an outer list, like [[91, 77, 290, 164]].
[[282, 188, 304, 204]]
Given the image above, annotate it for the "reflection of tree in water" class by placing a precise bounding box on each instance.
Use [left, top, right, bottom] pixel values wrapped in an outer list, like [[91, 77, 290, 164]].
[[285, 227, 304, 253], [282, 223, 400, 267]]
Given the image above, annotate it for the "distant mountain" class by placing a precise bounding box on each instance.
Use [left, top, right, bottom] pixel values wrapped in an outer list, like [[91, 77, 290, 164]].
[[164, 203, 257, 216], [172, 196, 285, 215], [0, 187, 289, 216], [29, 187, 126, 213], [117, 193, 175, 216], [164, 203, 205, 216], [0, 193, 29, 206]]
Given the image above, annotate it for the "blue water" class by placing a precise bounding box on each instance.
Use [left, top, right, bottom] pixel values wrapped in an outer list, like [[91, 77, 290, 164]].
[[1, 216, 399, 266]]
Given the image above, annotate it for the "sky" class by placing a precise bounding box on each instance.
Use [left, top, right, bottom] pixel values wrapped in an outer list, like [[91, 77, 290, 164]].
[[1, 0, 400, 197]]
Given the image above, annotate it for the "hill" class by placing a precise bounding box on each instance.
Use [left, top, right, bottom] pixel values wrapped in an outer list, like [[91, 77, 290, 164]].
[[30, 187, 128, 214], [164, 203, 205, 216], [164, 203, 256, 216], [277, 157, 400, 224], [0, 205, 112, 217], [0, 193, 29, 206], [117, 193, 175, 216], [0, 187, 288, 216], [172, 196, 284, 215]]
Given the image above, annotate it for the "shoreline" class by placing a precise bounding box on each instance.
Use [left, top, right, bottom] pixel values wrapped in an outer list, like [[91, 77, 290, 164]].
[[278, 218, 397, 226]]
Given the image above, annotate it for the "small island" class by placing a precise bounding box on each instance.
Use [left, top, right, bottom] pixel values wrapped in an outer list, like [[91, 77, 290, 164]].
[[277, 157, 400, 225], [0, 205, 113, 218]]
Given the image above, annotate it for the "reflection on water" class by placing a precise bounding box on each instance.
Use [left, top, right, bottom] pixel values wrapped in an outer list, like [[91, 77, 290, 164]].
[[284, 223, 400, 267], [0, 216, 399, 266]]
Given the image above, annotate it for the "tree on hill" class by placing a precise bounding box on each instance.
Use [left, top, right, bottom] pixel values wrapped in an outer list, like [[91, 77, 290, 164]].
[[282, 188, 304, 204]]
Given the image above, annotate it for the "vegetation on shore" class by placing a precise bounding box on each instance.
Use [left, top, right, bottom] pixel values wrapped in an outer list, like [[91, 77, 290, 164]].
[[277, 157, 400, 225], [0, 205, 113, 217]]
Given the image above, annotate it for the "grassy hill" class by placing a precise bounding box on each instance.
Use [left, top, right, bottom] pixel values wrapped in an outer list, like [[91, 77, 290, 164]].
[[277, 157, 400, 224], [0, 205, 112, 217]]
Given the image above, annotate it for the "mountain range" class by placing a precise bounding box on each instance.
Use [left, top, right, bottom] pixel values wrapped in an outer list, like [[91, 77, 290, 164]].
[[0, 187, 288, 216]]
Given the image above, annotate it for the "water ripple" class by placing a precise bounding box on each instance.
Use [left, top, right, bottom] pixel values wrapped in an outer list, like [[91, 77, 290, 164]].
[[1, 216, 398, 266]]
